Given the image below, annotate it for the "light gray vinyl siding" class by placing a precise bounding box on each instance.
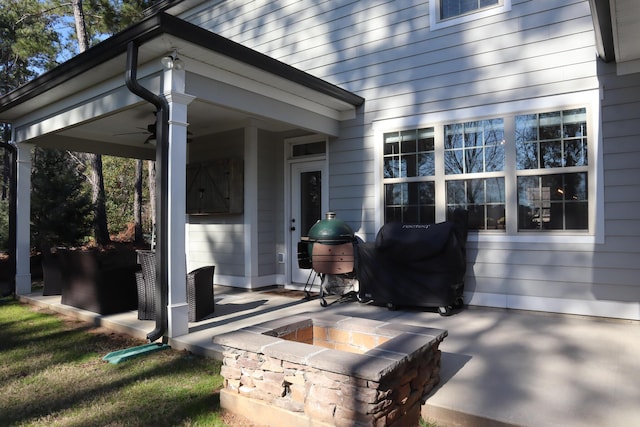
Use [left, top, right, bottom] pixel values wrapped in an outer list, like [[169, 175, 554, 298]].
[[595, 60, 640, 297], [188, 0, 597, 225], [187, 220, 245, 276], [465, 58, 640, 309], [257, 130, 281, 276], [182, 0, 638, 316], [186, 129, 246, 276]]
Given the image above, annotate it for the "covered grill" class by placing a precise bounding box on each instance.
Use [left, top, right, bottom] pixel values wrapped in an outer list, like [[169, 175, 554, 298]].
[[299, 212, 356, 305], [355, 208, 469, 315], [299, 209, 469, 314]]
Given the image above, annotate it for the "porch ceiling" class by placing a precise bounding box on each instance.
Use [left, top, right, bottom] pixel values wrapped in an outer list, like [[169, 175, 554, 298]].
[[590, 0, 640, 75], [0, 13, 363, 158]]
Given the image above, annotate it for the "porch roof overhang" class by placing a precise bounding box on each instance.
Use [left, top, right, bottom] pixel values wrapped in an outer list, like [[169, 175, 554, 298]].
[[589, 0, 640, 75], [0, 12, 364, 157]]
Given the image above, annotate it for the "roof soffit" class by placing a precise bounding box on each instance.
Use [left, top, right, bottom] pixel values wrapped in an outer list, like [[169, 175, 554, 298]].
[[591, 0, 640, 74], [0, 12, 363, 122]]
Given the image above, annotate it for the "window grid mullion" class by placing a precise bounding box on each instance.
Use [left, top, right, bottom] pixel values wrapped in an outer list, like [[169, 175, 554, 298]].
[[503, 115, 518, 234], [434, 124, 447, 222]]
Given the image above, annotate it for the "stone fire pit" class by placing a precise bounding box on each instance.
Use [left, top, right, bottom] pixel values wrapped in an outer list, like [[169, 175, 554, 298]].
[[214, 312, 447, 427]]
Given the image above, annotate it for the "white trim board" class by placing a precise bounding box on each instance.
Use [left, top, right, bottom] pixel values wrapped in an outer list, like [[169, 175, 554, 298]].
[[466, 292, 640, 321], [214, 273, 283, 290]]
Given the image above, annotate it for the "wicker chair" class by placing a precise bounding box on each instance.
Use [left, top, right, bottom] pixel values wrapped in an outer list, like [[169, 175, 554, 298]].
[[136, 250, 156, 320], [136, 250, 215, 322], [187, 265, 215, 322]]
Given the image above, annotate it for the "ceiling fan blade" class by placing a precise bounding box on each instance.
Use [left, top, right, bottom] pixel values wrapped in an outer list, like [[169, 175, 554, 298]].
[[113, 131, 150, 136]]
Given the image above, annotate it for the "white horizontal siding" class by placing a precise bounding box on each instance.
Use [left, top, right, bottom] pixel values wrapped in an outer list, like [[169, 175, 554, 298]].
[[605, 221, 640, 237], [599, 64, 640, 294], [187, 221, 245, 276], [467, 277, 640, 301], [470, 262, 638, 288], [466, 60, 640, 318], [181, 0, 639, 318], [257, 133, 280, 277]]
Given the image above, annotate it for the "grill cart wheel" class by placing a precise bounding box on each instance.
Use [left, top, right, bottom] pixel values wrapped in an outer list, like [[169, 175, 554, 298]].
[[438, 306, 452, 316]]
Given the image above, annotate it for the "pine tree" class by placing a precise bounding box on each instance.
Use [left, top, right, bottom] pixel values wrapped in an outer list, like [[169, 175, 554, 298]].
[[54, 0, 154, 245], [31, 148, 93, 246]]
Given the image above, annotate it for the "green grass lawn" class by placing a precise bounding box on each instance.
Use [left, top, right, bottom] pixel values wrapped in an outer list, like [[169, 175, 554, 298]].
[[0, 297, 228, 427], [0, 296, 440, 427]]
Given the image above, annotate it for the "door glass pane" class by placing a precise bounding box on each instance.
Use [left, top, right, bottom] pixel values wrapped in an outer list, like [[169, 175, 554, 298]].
[[300, 171, 322, 236]]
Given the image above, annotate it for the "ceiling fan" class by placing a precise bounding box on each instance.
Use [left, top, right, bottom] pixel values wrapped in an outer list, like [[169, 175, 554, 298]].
[[113, 113, 157, 144], [115, 114, 192, 144]]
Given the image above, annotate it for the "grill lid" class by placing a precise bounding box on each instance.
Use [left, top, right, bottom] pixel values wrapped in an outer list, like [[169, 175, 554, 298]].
[[307, 212, 354, 244]]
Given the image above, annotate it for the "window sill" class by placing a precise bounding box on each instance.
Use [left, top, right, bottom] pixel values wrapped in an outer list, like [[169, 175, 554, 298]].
[[467, 231, 600, 245]]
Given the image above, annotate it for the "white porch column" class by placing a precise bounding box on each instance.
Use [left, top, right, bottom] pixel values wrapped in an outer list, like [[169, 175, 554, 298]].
[[244, 122, 259, 286], [15, 143, 32, 295], [163, 66, 195, 338]]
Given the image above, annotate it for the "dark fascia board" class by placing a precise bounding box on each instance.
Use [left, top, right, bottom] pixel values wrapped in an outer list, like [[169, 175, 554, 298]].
[[0, 14, 166, 113], [588, 0, 616, 63], [0, 12, 363, 114]]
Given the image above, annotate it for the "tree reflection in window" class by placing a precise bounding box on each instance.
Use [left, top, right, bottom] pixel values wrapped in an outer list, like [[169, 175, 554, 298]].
[[385, 181, 436, 224], [384, 128, 435, 178], [516, 108, 587, 169], [445, 119, 504, 174], [446, 177, 505, 230], [517, 173, 588, 230]]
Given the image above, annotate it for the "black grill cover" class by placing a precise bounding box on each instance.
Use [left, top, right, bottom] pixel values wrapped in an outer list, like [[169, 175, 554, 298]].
[[356, 209, 468, 308]]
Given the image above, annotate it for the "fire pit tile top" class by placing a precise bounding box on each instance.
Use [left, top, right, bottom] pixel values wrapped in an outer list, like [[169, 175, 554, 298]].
[[213, 312, 447, 382]]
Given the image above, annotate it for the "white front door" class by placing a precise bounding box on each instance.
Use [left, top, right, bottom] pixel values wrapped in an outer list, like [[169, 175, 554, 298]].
[[289, 160, 327, 285]]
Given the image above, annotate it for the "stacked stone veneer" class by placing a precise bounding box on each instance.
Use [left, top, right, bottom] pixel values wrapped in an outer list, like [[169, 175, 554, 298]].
[[213, 312, 447, 427]]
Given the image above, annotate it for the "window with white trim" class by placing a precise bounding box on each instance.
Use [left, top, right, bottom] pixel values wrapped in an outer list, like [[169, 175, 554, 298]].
[[382, 107, 591, 234], [430, 0, 511, 31], [383, 128, 436, 224], [441, 0, 500, 20], [515, 108, 588, 230]]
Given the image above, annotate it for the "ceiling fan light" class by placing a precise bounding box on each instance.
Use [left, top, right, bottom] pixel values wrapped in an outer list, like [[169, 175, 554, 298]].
[[161, 55, 175, 69], [161, 49, 185, 70]]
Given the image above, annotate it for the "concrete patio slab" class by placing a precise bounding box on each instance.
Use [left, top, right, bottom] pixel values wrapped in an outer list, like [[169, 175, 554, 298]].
[[16, 287, 640, 427]]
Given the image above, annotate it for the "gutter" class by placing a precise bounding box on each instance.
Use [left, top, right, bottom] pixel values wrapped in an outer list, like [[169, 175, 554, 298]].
[[588, 0, 616, 62], [125, 41, 169, 343]]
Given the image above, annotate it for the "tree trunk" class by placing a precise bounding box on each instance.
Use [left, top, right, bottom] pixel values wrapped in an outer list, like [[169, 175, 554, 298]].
[[134, 159, 143, 244], [73, 0, 110, 245], [91, 155, 110, 245], [72, 0, 89, 52]]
